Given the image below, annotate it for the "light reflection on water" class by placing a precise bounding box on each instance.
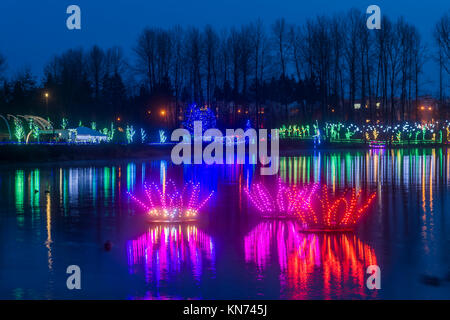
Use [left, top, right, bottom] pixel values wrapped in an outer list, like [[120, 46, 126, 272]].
[[0, 148, 449, 299], [244, 221, 378, 299], [127, 224, 215, 284]]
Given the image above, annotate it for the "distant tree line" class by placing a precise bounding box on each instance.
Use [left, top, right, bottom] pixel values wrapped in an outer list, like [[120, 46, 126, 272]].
[[0, 9, 449, 130]]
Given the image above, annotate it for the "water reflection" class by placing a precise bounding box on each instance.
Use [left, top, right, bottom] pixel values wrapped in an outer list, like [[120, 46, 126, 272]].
[[279, 148, 450, 188], [127, 224, 215, 295], [244, 221, 378, 299], [1, 148, 449, 299]]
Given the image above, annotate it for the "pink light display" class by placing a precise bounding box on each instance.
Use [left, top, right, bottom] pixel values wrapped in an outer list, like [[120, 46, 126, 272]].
[[127, 180, 214, 222], [245, 181, 376, 231], [244, 221, 378, 299], [245, 179, 317, 218]]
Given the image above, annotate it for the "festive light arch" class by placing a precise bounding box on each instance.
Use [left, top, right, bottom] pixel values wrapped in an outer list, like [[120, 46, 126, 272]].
[[0, 115, 12, 139], [20, 115, 53, 130], [7, 114, 52, 130]]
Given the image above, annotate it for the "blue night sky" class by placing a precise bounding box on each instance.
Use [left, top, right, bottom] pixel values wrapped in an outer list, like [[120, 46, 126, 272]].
[[0, 0, 448, 92]]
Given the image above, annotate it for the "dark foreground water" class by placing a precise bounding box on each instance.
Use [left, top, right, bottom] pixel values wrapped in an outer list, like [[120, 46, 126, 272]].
[[1, 148, 450, 299]]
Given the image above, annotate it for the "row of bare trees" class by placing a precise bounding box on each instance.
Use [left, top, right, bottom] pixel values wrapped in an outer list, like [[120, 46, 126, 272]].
[[0, 9, 449, 128], [435, 14, 450, 111], [131, 9, 448, 125]]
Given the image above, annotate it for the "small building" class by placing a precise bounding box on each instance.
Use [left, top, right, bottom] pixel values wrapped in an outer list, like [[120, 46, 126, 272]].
[[72, 127, 108, 143], [46, 127, 108, 143]]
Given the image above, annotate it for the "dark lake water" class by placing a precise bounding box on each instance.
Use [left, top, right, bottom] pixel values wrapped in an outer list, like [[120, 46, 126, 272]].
[[1, 148, 450, 299]]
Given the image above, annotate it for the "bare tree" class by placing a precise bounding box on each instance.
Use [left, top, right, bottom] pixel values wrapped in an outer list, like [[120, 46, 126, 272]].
[[250, 19, 267, 127], [310, 16, 332, 119], [385, 19, 402, 122], [105, 46, 126, 76], [186, 27, 203, 103], [411, 30, 425, 120], [0, 53, 6, 80], [229, 27, 241, 102], [204, 25, 218, 106], [239, 25, 253, 100], [171, 25, 185, 122], [155, 29, 172, 84], [272, 18, 289, 120], [87, 45, 105, 100], [329, 15, 345, 117], [434, 13, 450, 116], [434, 13, 450, 73], [344, 10, 361, 121], [135, 28, 157, 91], [288, 24, 303, 82]]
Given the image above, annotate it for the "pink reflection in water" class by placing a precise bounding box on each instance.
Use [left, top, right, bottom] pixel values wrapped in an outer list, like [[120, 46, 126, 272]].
[[244, 221, 378, 299], [127, 224, 215, 284]]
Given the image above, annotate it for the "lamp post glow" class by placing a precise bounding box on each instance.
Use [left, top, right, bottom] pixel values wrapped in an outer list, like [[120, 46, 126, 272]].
[[160, 109, 167, 126], [44, 92, 49, 116]]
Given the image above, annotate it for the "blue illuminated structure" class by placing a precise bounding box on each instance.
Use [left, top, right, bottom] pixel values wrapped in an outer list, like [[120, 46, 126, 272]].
[[183, 104, 216, 133]]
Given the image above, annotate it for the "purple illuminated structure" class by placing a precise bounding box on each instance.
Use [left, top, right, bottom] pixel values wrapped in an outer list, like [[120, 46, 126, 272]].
[[127, 180, 214, 222]]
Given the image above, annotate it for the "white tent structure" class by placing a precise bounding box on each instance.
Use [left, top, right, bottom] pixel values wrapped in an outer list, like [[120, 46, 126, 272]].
[[71, 127, 108, 143]]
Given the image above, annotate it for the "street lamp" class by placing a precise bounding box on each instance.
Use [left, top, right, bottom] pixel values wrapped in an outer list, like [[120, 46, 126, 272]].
[[44, 92, 49, 116], [160, 109, 167, 126]]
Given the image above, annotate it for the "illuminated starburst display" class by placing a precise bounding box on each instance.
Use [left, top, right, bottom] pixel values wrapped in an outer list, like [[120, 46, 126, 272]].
[[297, 185, 376, 231], [127, 180, 214, 222], [245, 180, 376, 231], [245, 179, 317, 218]]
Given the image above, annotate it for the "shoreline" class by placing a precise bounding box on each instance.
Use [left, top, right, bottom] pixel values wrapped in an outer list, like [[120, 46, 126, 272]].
[[0, 142, 447, 165]]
